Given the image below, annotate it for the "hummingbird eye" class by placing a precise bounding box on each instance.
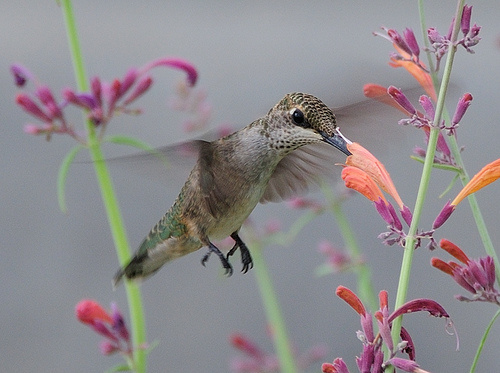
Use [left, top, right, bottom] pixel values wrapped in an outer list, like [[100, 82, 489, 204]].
[[290, 108, 308, 127]]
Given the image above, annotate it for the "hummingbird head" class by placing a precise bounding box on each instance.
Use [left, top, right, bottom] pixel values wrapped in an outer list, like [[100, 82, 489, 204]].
[[269, 92, 352, 155]]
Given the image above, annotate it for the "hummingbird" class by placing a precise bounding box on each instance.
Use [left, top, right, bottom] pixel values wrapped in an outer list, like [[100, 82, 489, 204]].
[[113, 92, 352, 286]]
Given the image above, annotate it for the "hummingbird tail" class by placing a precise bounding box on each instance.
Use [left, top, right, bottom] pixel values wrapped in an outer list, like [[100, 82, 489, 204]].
[[112, 251, 165, 288]]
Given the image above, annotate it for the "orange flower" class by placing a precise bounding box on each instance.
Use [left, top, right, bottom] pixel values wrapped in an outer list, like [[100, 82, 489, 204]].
[[341, 166, 387, 204], [389, 45, 437, 101], [346, 142, 404, 209], [75, 299, 113, 325], [336, 286, 366, 316], [451, 158, 500, 206]]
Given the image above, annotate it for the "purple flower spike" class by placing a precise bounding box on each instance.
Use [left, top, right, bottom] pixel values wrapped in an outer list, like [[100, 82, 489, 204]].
[[436, 132, 452, 157], [374, 199, 394, 226], [387, 202, 403, 231], [123, 76, 153, 105], [388, 298, 450, 322], [11, 64, 35, 86], [385, 357, 421, 372], [387, 29, 412, 56], [388, 86, 417, 115], [469, 24, 481, 39], [401, 205, 413, 226], [23, 124, 43, 135], [11, 64, 33, 87], [99, 340, 119, 356], [91, 320, 119, 342], [452, 93, 473, 125], [461, 5, 472, 36], [36, 86, 63, 119], [403, 28, 420, 58], [119, 68, 138, 97], [16, 94, 52, 123], [91, 77, 103, 107], [142, 57, 198, 87], [432, 200, 455, 229], [111, 303, 130, 342], [427, 28, 445, 44], [418, 95, 435, 120], [322, 358, 350, 373], [400, 327, 416, 360]]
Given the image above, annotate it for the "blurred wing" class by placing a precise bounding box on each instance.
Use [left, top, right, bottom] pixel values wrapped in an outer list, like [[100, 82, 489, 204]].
[[260, 142, 345, 203]]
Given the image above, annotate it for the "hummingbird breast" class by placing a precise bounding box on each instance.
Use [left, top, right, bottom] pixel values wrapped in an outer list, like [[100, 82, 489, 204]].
[[180, 127, 282, 242]]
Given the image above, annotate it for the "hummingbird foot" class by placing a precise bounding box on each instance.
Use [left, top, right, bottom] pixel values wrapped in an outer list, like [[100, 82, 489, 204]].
[[227, 232, 253, 273], [201, 242, 233, 276]]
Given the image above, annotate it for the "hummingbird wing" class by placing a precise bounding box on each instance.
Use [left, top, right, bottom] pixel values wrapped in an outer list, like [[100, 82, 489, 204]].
[[196, 141, 232, 218], [260, 142, 344, 203]]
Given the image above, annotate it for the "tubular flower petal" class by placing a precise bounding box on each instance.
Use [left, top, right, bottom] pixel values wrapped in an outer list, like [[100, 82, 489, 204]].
[[451, 158, 500, 206], [388, 299, 449, 322], [439, 239, 470, 264], [336, 286, 366, 316], [75, 299, 113, 325], [388, 86, 417, 116], [141, 57, 198, 86], [389, 45, 436, 101], [341, 166, 387, 204], [230, 334, 265, 360], [431, 258, 455, 276], [363, 83, 408, 113], [322, 358, 350, 373], [346, 142, 404, 209]]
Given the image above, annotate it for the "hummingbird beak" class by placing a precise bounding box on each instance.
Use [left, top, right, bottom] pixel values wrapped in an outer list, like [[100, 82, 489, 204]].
[[320, 128, 352, 156]]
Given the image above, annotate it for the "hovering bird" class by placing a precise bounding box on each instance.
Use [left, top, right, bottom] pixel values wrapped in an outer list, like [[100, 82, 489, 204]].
[[113, 92, 352, 285]]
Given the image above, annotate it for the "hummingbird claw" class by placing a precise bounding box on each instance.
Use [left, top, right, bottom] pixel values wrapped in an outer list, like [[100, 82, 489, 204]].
[[230, 232, 254, 274], [203, 242, 233, 276]]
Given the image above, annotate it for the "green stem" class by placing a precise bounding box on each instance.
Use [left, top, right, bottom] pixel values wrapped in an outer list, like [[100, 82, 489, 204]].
[[389, 0, 465, 358], [331, 202, 377, 310], [321, 186, 377, 310], [60, 1, 147, 371], [469, 309, 500, 373], [249, 238, 298, 373]]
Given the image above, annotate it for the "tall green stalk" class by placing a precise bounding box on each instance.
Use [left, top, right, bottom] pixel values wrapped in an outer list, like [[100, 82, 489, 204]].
[[389, 0, 466, 360], [250, 241, 298, 373], [60, 1, 147, 371]]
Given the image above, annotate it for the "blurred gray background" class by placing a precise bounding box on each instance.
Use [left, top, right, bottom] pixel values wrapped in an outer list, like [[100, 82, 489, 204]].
[[2, 1, 500, 372]]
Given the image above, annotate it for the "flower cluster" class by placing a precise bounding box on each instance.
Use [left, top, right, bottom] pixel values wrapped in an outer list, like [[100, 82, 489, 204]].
[[229, 332, 327, 373], [374, 27, 427, 75], [12, 58, 198, 142], [388, 85, 473, 137], [431, 239, 500, 305], [369, 5, 479, 169], [377, 5, 481, 73], [342, 142, 415, 247], [427, 5, 481, 69], [322, 287, 453, 373], [75, 299, 138, 357]]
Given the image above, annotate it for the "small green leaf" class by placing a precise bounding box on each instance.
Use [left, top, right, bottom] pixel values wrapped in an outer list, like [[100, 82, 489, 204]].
[[104, 135, 170, 168], [57, 145, 85, 213], [439, 173, 459, 199]]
